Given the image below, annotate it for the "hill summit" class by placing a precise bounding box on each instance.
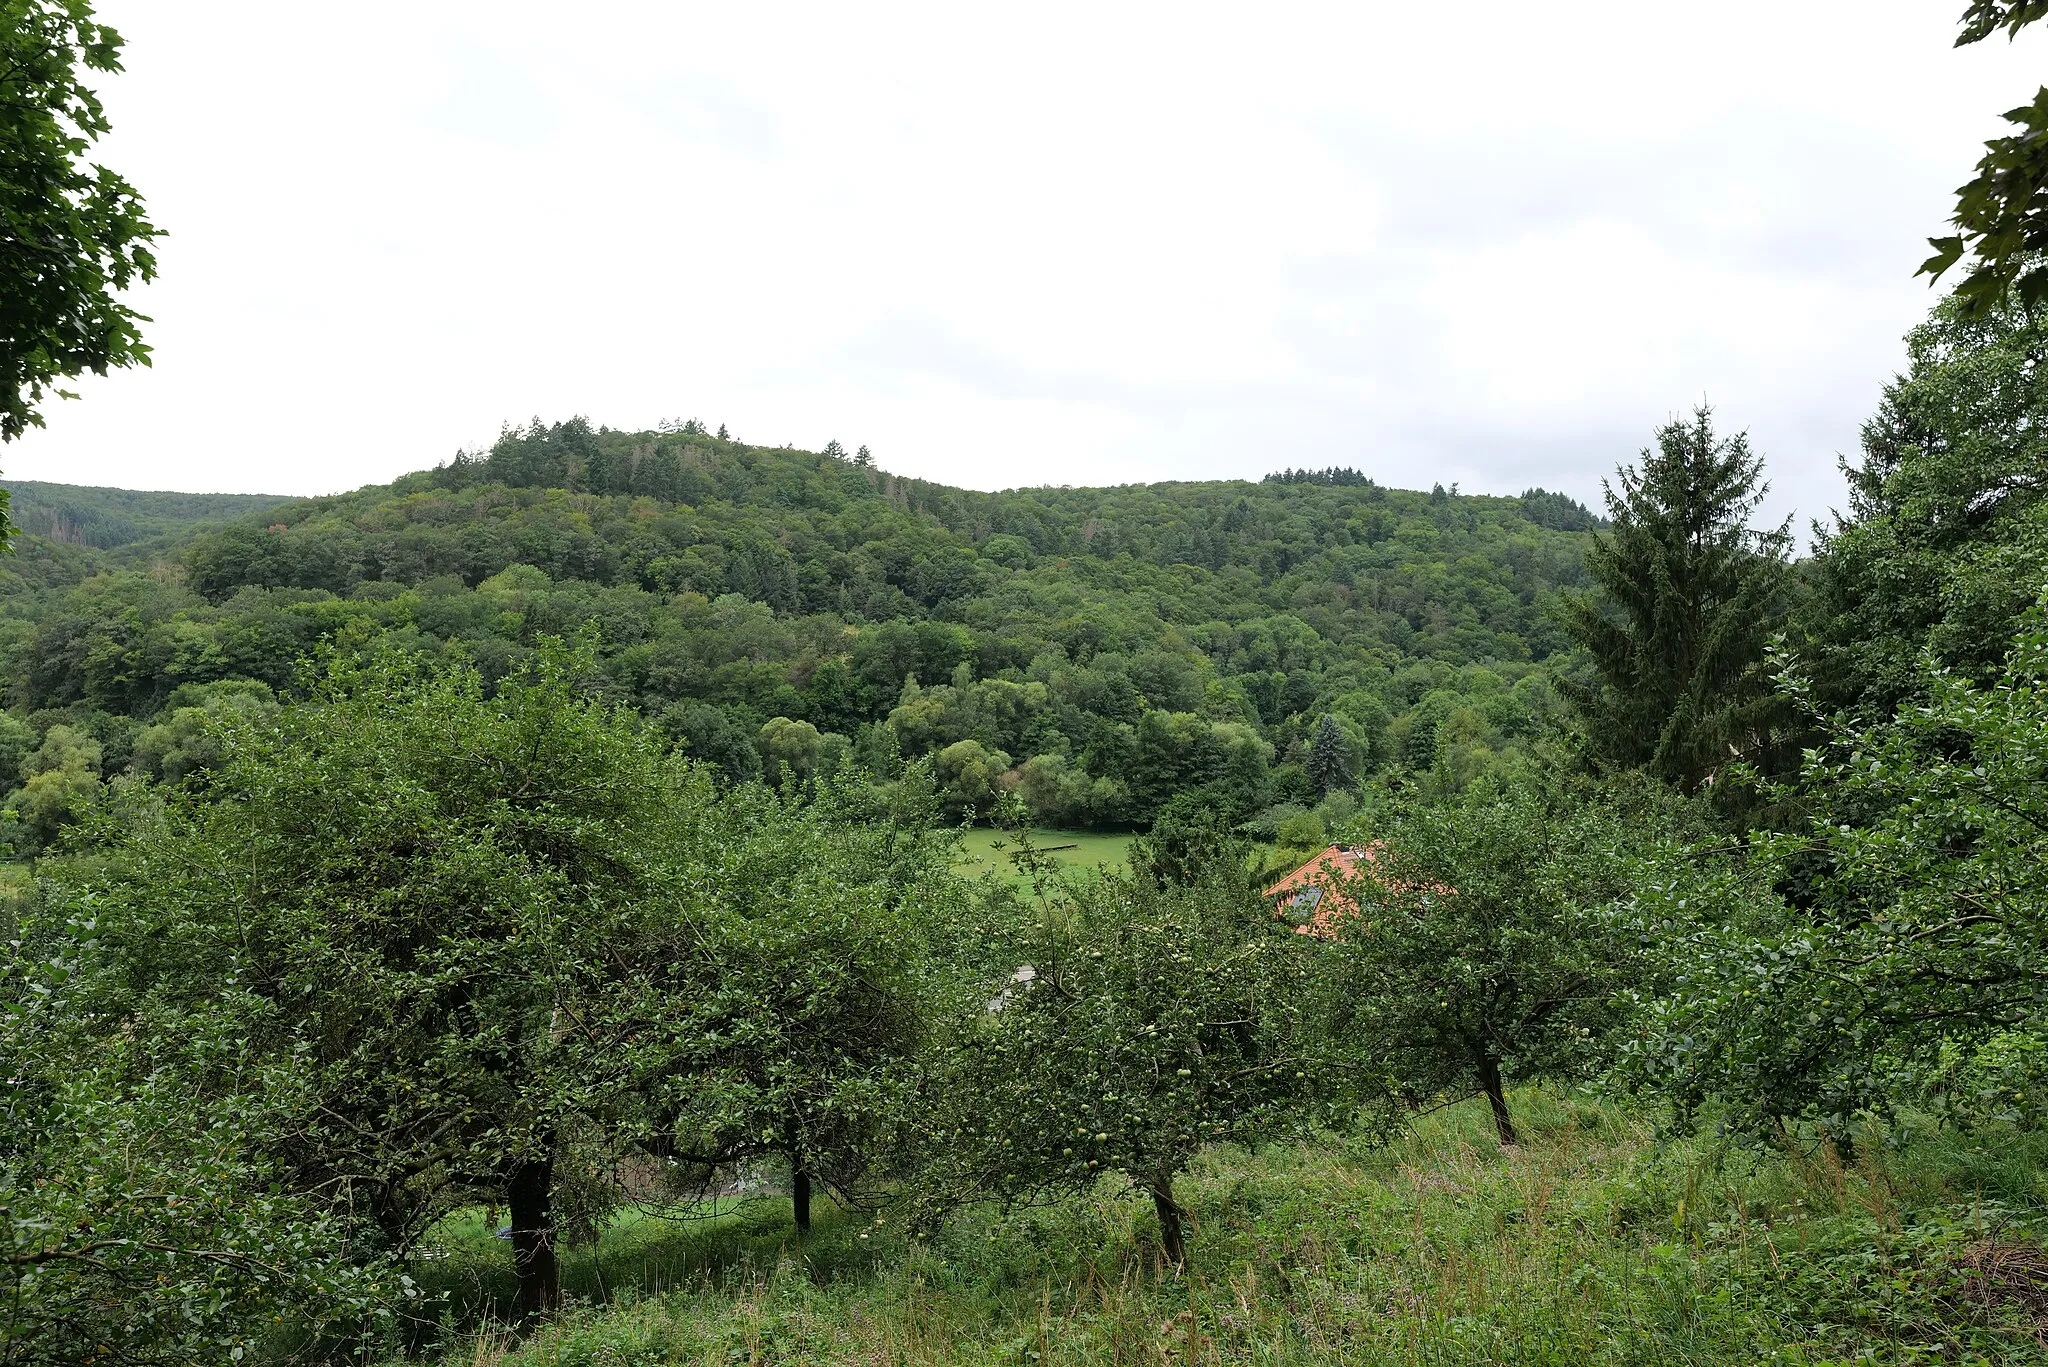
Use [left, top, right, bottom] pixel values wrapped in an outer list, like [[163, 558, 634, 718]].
[[0, 419, 1601, 835]]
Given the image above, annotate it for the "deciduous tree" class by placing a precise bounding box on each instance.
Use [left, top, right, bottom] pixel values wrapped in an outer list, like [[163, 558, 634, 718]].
[[1621, 603, 2048, 1143], [85, 642, 719, 1315], [0, 1, 162, 535], [1320, 780, 1635, 1146], [930, 840, 1320, 1266], [647, 774, 953, 1234]]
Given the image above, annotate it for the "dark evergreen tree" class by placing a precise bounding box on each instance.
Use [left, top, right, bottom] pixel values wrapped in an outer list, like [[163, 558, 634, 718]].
[[716, 423, 729, 440], [822, 438, 847, 460], [1559, 407, 1795, 795], [855, 444, 873, 469], [1797, 287, 2048, 715], [1305, 713, 1350, 797]]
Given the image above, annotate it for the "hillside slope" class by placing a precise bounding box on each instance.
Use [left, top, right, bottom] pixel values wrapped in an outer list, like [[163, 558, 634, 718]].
[[2, 480, 289, 550], [0, 421, 1603, 834], [404, 1094, 2048, 1366]]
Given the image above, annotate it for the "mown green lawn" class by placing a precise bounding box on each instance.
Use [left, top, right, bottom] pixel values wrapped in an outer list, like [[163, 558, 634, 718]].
[[952, 827, 1134, 887]]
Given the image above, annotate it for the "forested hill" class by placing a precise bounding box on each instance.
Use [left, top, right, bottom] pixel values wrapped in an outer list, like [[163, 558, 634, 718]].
[[2, 480, 289, 550], [0, 418, 1604, 839]]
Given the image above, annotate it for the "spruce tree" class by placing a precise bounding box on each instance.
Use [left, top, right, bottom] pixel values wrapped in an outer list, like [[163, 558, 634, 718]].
[[1305, 713, 1351, 796], [1559, 407, 1795, 794]]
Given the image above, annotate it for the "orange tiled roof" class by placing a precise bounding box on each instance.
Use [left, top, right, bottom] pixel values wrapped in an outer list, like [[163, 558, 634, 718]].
[[1266, 843, 1379, 938]]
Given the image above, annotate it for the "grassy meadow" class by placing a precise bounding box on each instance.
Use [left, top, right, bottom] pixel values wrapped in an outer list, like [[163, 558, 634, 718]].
[[952, 829, 1136, 888], [403, 1092, 2048, 1366]]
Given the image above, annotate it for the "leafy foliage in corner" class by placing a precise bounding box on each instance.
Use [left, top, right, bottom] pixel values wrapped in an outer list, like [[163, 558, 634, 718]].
[[0, 1, 159, 454], [1922, 4, 2048, 312], [1620, 606, 2048, 1141]]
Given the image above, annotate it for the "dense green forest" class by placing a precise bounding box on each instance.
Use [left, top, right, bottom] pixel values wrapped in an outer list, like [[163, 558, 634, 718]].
[[15, 277, 2048, 1365], [0, 428, 1606, 850], [0, 480, 287, 550], [21, 3, 2048, 1363]]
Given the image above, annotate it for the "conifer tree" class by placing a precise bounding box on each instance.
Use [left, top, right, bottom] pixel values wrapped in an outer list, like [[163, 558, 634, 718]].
[[1305, 713, 1350, 797], [1559, 407, 1795, 794], [716, 423, 729, 440], [855, 444, 873, 468]]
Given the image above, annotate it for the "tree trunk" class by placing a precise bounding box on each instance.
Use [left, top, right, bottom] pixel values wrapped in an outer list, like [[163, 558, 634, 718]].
[[792, 1160, 813, 1234], [507, 1154, 559, 1316], [1478, 1055, 1518, 1146], [785, 1118, 813, 1235], [1151, 1174, 1185, 1269]]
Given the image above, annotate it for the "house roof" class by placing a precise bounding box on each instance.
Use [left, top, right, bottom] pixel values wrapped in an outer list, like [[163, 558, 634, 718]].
[[1266, 843, 1378, 938]]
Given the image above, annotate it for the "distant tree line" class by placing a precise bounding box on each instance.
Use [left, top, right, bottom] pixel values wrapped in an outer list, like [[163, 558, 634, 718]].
[[1262, 466, 1376, 487], [0, 424, 1605, 853]]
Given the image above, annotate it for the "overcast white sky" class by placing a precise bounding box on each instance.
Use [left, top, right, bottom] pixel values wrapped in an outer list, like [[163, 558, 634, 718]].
[[8, 2, 2043, 533]]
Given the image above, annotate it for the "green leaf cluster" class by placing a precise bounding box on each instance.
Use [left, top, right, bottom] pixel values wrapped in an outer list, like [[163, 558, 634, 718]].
[[1315, 778, 1642, 1146], [7, 637, 958, 1344], [1619, 606, 2048, 1141], [922, 844, 1324, 1263], [0, 1, 159, 454]]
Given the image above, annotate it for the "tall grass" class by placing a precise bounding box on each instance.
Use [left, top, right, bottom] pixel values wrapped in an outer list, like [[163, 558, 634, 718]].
[[406, 1091, 2048, 1365]]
